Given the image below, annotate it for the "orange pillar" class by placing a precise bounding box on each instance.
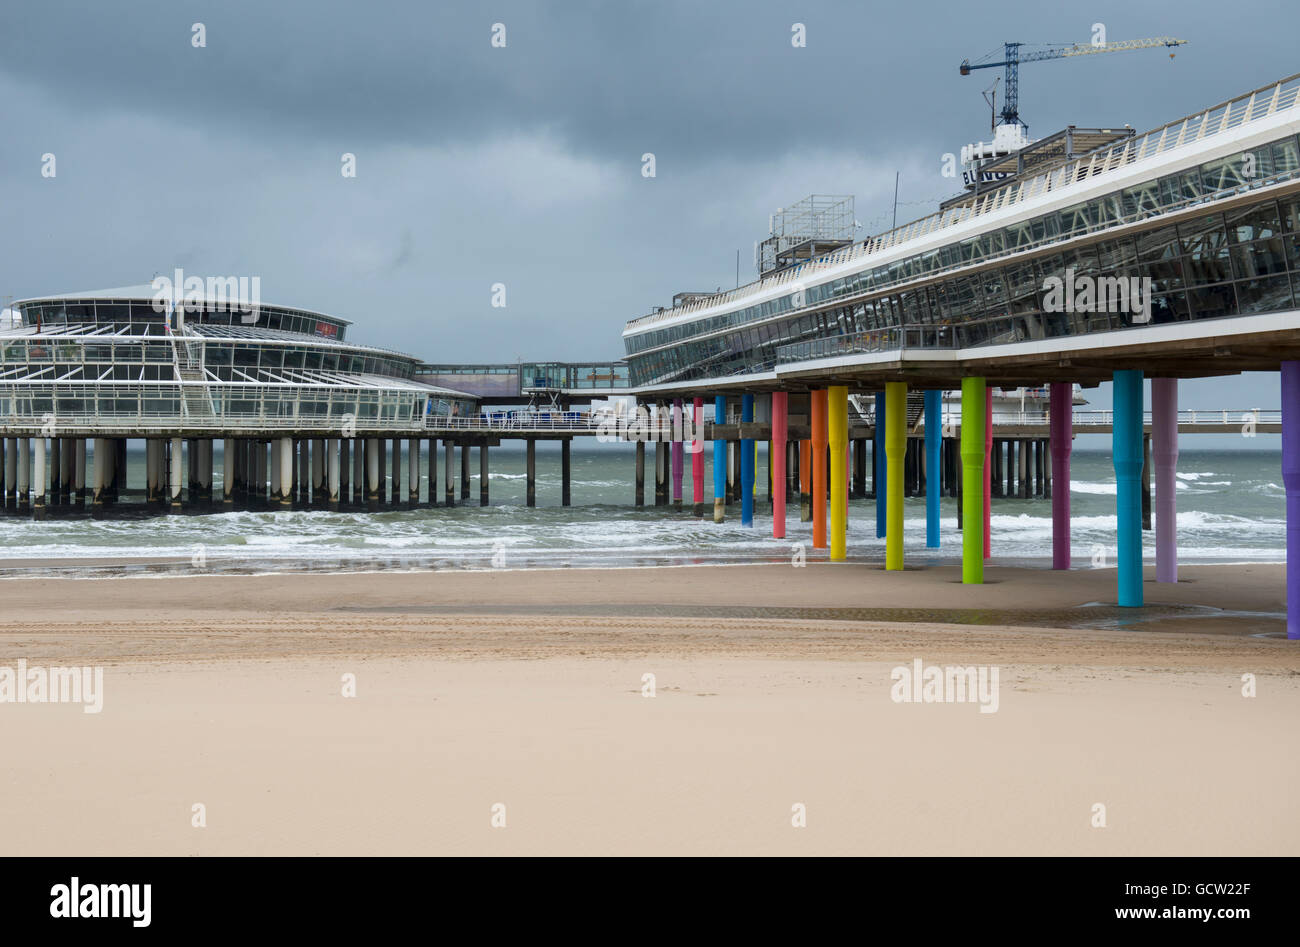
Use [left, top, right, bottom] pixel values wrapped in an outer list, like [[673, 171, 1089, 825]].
[[812, 390, 828, 549]]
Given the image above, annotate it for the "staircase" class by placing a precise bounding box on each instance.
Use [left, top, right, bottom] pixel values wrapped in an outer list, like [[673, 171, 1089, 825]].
[[174, 330, 215, 421], [849, 391, 929, 432]]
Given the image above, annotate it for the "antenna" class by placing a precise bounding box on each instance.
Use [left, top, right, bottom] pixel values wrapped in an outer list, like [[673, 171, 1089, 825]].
[[982, 78, 1000, 134]]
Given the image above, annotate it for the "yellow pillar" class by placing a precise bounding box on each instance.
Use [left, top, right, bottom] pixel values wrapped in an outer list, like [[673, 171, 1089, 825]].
[[829, 385, 848, 560], [885, 382, 907, 570]]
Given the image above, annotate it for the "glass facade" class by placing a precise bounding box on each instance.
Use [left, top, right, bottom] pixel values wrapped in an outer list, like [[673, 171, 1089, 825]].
[[625, 135, 1300, 386]]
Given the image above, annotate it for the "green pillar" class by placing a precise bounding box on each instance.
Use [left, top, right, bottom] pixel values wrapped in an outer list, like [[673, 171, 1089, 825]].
[[961, 377, 986, 584]]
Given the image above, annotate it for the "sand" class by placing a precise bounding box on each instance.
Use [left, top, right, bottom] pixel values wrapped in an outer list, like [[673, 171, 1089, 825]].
[[0, 562, 1297, 855]]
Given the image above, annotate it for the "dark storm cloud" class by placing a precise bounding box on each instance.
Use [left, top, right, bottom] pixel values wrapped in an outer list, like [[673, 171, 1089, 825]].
[[5, 0, 1290, 166]]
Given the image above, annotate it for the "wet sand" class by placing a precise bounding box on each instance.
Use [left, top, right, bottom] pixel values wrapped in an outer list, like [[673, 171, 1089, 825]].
[[0, 562, 1297, 855]]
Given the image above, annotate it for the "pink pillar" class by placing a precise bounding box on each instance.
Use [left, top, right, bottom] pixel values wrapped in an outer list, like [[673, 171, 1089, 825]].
[[1049, 382, 1072, 570], [691, 397, 704, 516], [983, 386, 993, 559], [772, 392, 787, 538], [671, 399, 684, 506], [1152, 378, 1178, 583]]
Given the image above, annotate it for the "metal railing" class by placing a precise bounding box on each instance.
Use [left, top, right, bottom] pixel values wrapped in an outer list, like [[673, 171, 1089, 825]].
[[776, 326, 959, 364], [624, 72, 1300, 335]]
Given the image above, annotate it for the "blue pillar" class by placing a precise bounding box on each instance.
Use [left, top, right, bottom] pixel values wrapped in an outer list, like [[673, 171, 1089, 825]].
[[925, 389, 941, 549], [875, 391, 886, 538], [712, 396, 726, 523], [1113, 370, 1144, 607], [740, 393, 754, 526]]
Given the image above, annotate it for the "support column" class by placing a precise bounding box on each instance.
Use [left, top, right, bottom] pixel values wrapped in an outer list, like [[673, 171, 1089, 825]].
[[481, 444, 490, 506], [222, 438, 234, 506], [771, 391, 788, 539], [91, 438, 107, 506], [146, 439, 160, 505], [298, 438, 310, 504], [3, 438, 14, 508], [1049, 382, 1072, 570], [169, 436, 183, 511], [367, 437, 381, 510], [391, 437, 402, 506], [1113, 369, 1145, 608], [444, 440, 454, 507], [712, 396, 725, 523], [526, 439, 536, 508], [73, 439, 86, 507], [671, 399, 683, 509], [199, 439, 213, 505], [960, 378, 985, 584], [635, 440, 645, 506], [925, 389, 941, 549], [799, 440, 811, 522], [828, 386, 847, 559], [1283, 362, 1300, 639], [409, 438, 420, 505], [32, 437, 46, 518], [984, 387, 993, 560], [1152, 377, 1179, 583], [461, 442, 471, 501], [426, 438, 436, 507], [16, 439, 29, 511], [327, 438, 341, 510], [49, 438, 61, 504], [279, 437, 293, 508], [339, 439, 350, 506], [874, 391, 886, 539], [561, 438, 571, 507], [655, 441, 666, 506], [113, 439, 127, 504], [311, 438, 324, 505], [740, 394, 754, 527], [884, 382, 907, 569], [691, 397, 704, 517], [811, 390, 828, 549], [1141, 433, 1153, 530]]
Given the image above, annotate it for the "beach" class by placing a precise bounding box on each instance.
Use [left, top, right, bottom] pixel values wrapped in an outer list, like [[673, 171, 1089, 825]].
[[1, 562, 1297, 856]]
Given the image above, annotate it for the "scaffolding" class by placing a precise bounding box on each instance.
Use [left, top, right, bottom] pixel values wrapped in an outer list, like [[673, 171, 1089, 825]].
[[756, 194, 856, 276]]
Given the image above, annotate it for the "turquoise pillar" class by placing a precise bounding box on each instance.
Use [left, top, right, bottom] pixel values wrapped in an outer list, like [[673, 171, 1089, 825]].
[[740, 394, 754, 526], [1113, 370, 1144, 607], [924, 389, 941, 548]]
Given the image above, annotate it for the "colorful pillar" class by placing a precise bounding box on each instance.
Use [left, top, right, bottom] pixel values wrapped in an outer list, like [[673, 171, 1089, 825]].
[[740, 394, 755, 527], [671, 398, 684, 509], [691, 397, 704, 517], [811, 390, 828, 549], [960, 378, 986, 584], [772, 391, 788, 539], [885, 382, 907, 570], [713, 396, 726, 523], [828, 386, 847, 559], [874, 391, 886, 538], [924, 389, 941, 549], [1152, 378, 1178, 583], [983, 386, 993, 559], [1113, 369, 1144, 607], [1283, 362, 1300, 639], [1049, 382, 1072, 570]]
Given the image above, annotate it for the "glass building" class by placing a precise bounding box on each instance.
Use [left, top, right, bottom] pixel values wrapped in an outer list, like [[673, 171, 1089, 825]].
[[1, 286, 477, 435], [622, 75, 1300, 389]]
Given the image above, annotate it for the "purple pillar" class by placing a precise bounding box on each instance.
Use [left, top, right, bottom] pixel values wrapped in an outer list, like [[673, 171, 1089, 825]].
[[1283, 362, 1300, 640], [1152, 378, 1178, 583], [671, 398, 684, 507], [1049, 382, 1072, 570]]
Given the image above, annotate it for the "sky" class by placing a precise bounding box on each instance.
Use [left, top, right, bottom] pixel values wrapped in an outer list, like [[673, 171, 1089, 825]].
[[1, 0, 1297, 446]]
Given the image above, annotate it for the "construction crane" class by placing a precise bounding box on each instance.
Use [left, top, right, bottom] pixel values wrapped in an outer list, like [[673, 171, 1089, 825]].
[[960, 37, 1188, 129]]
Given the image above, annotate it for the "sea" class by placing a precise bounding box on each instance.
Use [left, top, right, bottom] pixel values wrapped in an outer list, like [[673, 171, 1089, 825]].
[[0, 441, 1285, 576]]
